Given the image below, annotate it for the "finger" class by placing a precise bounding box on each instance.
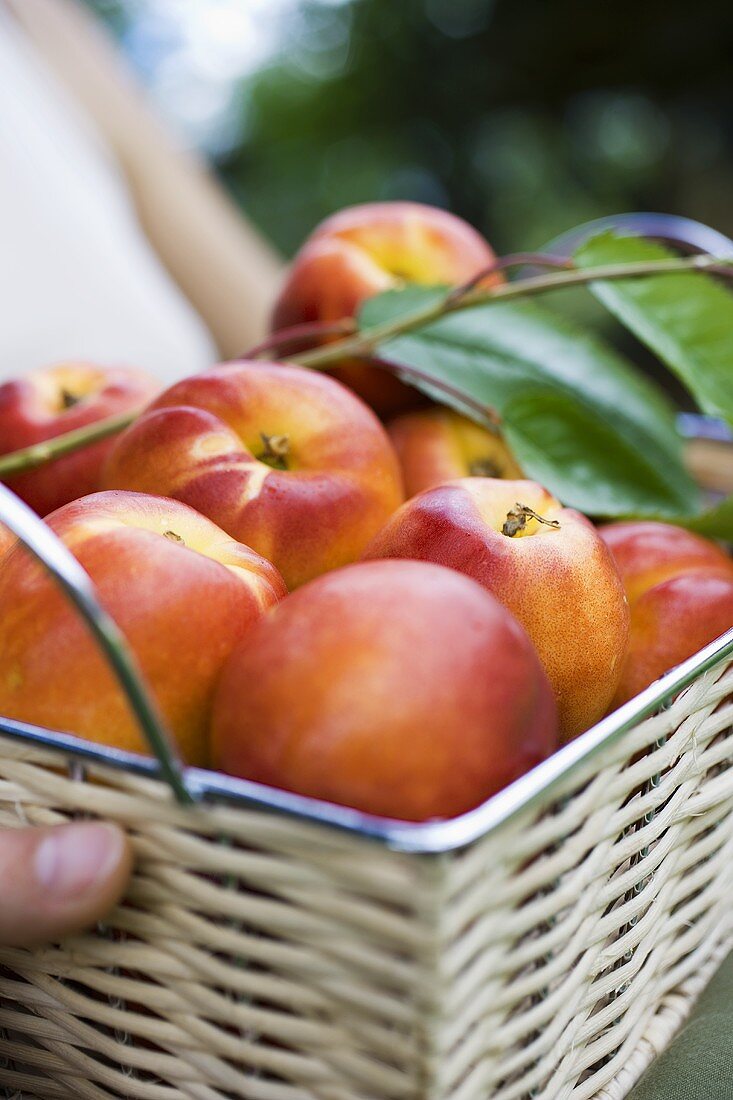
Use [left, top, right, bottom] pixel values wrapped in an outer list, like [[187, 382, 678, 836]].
[[0, 821, 133, 947]]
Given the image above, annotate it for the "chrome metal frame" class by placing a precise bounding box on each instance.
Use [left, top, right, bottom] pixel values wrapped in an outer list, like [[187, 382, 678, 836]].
[[543, 212, 733, 259]]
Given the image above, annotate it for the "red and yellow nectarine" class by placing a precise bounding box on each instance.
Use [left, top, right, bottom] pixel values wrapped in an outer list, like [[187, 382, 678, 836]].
[[388, 407, 522, 497], [211, 560, 558, 821], [0, 491, 286, 764], [363, 478, 629, 740], [103, 361, 404, 589], [0, 362, 158, 515], [272, 201, 501, 414], [600, 521, 733, 705]]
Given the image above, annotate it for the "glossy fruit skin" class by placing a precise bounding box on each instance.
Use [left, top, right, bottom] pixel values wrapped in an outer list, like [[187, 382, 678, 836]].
[[388, 407, 522, 497], [600, 521, 733, 704], [211, 560, 558, 822], [0, 491, 286, 765], [271, 202, 500, 415], [0, 526, 14, 559], [102, 361, 404, 589], [0, 361, 158, 515], [363, 478, 630, 741]]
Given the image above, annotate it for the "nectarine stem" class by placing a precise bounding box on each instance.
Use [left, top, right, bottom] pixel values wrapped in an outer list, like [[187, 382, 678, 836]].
[[456, 254, 733, 308], [371, 356, 501, 429], [257, 433, 291, 470], [60, 389, 81, 410], [502, 504, 561, 538], [469, 458, 501, 477]]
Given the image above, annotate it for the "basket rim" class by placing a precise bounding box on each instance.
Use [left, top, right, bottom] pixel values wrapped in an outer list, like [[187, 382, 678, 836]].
[[1, 625, 731, 854]]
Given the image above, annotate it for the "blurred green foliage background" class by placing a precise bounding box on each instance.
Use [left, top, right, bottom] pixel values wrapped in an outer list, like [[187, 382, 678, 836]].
[[87, 0, 733, 261]]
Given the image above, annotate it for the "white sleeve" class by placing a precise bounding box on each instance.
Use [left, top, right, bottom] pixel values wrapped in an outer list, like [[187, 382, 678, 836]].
[[0, 9, 219, 383]]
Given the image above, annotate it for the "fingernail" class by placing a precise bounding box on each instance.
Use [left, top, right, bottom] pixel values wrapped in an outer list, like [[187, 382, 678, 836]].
[[34, 823, 125, 900]]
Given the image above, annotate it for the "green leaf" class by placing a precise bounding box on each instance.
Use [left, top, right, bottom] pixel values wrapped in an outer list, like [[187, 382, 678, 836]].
[[502, 390, 683, 518], [575, 231, 733, 425], [359, 288, 700, 518], [682, 495, 733, 540]]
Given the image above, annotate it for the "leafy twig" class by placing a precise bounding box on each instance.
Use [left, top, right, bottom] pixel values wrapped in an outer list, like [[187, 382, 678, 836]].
[[1, 251, 731, 478], [287, 253, 733, 370]]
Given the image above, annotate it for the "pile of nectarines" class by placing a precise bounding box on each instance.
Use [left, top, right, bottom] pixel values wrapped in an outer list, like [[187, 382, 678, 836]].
[[0, 201, 730, 822]]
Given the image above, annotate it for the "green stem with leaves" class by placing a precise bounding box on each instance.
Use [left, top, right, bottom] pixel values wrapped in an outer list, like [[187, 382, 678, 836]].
[[288, 252, 733, 369], [0, 251, 731, 479]]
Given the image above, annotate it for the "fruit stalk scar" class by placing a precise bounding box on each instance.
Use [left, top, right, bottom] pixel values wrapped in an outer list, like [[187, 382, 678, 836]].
[[469, 457, 501, 478], [502, 503, 561, 538], [60, 389, 81, 409], [257, 432, 291, 470], [163, 530, 185, 545]]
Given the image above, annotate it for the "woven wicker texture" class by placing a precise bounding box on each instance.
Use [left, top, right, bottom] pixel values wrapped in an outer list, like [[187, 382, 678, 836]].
[[0, 661, 731, 1100]]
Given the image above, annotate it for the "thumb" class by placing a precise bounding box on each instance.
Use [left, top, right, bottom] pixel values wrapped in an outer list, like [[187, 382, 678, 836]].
[[0, 821, 132, 947]]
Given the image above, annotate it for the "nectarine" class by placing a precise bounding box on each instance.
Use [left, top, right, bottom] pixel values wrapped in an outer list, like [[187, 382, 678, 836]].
[[0, 362, 158, 515], [600, 521, 733, 705], [0, 525, 14, 559], [103, 361, 404, 589], [388, 407, 522, 497], [272, 202, 500, 414], [0, 491, 286, 764], [363, 478, 629, 740], [211, 560, 558, 821]]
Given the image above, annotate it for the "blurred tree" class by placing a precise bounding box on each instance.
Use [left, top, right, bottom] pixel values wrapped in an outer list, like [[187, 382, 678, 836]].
[[87, 0, 733, 259], [219, 0, 733, 257]]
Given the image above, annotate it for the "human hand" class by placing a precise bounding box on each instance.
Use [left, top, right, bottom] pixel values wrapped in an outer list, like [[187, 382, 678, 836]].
[[0, 821, 132, 947]]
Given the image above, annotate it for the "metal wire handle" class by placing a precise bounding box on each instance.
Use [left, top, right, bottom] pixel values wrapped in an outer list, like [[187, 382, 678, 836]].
[[0, 484, 194, 805], [542, 211, 733, 259]]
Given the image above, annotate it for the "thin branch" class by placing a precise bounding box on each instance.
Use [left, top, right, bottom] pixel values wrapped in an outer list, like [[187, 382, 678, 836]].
[[244, 317, 357, 359], [368, 356, 501, 430], [447, 251, 573, 301], [2, 251, 732, 477], [0, 409, 140, 479], [287, 253, 733, 370]]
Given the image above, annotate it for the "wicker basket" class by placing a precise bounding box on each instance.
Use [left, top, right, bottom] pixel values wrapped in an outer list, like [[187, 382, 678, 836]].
[[0, 464, 732, 1099]]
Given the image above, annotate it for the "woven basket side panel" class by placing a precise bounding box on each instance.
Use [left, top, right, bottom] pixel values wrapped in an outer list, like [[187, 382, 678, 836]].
[[433, 663, 733, 1100], [0, 751, 442, 1100], [1, 664, 732, 1100]]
